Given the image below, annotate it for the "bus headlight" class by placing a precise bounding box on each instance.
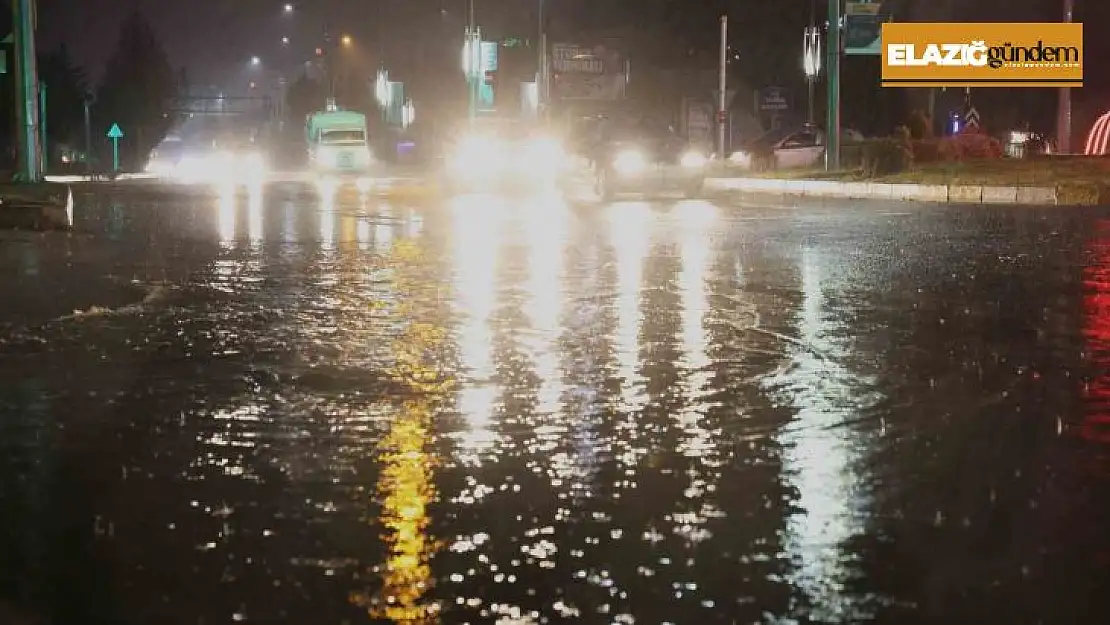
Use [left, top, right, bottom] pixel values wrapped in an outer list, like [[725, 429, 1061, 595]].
[[681, 151, 707, 168], [613, 149, 646, 174]]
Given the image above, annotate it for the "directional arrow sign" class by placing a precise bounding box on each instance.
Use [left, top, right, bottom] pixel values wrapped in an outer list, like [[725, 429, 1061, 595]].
[[964, 107, 981, 131], [107, 123, 123, 172]]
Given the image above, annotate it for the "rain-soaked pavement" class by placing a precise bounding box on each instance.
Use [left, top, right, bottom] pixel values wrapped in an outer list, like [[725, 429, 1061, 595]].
[[2, 180, 1110, 624]]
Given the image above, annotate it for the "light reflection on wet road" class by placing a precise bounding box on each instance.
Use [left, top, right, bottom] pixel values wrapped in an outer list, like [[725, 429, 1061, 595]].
[[3, 181, 1110, 623]]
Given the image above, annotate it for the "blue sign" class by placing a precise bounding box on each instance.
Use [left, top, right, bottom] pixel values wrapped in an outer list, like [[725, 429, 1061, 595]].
[[480, 41, 498, 72]]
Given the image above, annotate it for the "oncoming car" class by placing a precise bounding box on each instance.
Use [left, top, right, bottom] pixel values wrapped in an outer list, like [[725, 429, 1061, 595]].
[[590, 118, 708, 201], [440, 117, 567, 193]]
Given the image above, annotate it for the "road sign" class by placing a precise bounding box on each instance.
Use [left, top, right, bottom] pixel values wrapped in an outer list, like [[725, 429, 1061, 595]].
[[758, 86, 789, 112], [844, 2, 891, 56], [964, 107, 981, 131], [107, 123, 123, 172]]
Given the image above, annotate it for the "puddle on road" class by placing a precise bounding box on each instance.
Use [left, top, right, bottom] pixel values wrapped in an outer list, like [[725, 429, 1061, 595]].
[[2, 187, 1109, 623]]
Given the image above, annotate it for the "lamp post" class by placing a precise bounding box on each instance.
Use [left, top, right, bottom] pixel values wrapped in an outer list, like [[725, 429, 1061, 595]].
[[538, 0, 548, 121], [1057, 0, 1074, 153], [376, 68, 391, 124], [717, 15, 728, 159], [825, 0, 842, 171], [803, 25, 822, 124]]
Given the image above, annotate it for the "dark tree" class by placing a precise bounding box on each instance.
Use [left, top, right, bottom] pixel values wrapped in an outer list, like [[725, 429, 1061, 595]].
[[93, 10, 178, 170], [38, 44, 88, 162], [284, 73, 327, 126]]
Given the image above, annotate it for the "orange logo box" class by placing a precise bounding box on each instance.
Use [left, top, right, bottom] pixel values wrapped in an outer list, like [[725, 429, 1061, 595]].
[[881, 22, 1083, 87]]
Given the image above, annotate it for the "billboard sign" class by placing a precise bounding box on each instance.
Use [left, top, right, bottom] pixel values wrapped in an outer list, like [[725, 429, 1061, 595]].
[[551, 42, 627, 101], [845, 2, 892, 56], [881, 22, 1083, 87]]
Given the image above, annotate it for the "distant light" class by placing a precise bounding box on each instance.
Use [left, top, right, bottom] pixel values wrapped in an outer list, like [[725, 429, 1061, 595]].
[[281, 36, 290, 45], [315, 47, 323, 56], [250, 56, 261, 66], [341, 35, 353, 46], [284, 4, 293, 13]]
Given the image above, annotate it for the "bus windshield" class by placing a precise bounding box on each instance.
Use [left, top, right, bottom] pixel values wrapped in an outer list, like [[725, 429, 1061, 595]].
[[321, 129, 366, 144]]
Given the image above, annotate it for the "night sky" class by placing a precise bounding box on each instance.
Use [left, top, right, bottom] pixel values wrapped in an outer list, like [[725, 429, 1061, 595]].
[[34, 0, 1110, 131]]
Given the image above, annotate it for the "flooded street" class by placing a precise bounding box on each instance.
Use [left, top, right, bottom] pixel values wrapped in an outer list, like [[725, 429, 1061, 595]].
[[2, 181, 1110, 624]]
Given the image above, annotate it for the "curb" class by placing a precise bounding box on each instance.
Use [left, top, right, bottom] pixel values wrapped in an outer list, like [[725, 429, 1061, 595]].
[[706, 177, 1066, 206], [0, 183, 73, 230]]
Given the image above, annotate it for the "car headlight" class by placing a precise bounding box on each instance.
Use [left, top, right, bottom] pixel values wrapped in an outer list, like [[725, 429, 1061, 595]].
[[613, 149, 646, 174], [681, 151, 707, 168], [450, 134, 506, 174], [525, 136, 566, 170], [243, 152, 266, 172]]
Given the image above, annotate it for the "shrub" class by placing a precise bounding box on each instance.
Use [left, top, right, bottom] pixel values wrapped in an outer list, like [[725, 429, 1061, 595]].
[[912, 139, 943, 164], [907, 110, 934, 140], [938, 131, 1004, 161], [860, 136, 913, 176], [841, 143, 865, 169], [750, 143, 777, 172]]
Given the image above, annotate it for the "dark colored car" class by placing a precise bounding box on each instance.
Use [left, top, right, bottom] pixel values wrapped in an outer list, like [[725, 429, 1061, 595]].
[[591, 118, 708, 200]]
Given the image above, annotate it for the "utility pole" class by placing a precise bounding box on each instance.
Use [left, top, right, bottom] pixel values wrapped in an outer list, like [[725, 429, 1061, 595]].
[[13, 0, 43, 182], [538, 0, 548, 122], [38, 81, 47, 174], [1057, 0, 1074, 153], [825, 0, 841, 171], [465, 0, 478, 122], [83, 93, 93, 173], [717, 15, 728, 159]]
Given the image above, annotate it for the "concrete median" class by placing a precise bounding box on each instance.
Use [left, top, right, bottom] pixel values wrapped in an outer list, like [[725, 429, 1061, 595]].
[[0, 182, 73, 230], [706, 176, 1065, 206]]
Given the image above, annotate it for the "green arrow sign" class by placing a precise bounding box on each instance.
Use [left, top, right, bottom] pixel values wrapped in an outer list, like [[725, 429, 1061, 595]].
[[107, 123, 123, 171]]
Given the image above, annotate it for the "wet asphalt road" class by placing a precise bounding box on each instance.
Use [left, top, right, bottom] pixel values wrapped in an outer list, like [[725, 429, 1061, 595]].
[[2, 179, 1110, 624]]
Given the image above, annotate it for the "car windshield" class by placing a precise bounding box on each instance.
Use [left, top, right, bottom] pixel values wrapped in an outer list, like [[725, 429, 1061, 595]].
[[607, 118, 673, 141]]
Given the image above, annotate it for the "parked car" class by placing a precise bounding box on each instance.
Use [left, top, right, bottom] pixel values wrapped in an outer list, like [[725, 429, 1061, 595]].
[[728, 125, 865, 170]]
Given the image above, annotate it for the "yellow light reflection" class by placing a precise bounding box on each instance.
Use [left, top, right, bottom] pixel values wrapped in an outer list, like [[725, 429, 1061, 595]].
[[778, 247, 873, 621], [351, 238, 450, 623], [217, 184, 236, 243], [247, 183, 263, 243], [338, 212, 358, 249], [450, 194, 504, 453]]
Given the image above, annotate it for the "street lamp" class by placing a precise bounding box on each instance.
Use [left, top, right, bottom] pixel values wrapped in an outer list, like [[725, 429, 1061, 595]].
[[803, 26, 822, 124], [402, 98, 415, 128], [341, 35, 352, 47], [250, 56, 261, 66], [376, 69, 391, 108]]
